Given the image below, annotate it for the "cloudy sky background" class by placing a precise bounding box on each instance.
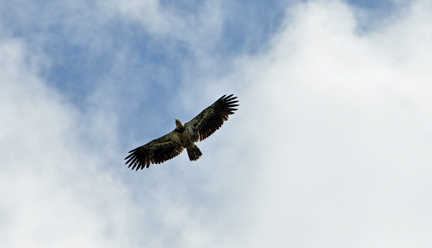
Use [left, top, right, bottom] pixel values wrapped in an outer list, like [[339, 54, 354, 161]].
[[1, 0, 432, 247]]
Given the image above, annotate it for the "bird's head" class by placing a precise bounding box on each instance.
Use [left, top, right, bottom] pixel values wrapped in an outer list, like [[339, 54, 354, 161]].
[[175, 119, 184, 128]]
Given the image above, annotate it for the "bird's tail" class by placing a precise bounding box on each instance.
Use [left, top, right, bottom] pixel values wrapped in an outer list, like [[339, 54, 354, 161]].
[[187, 145, 202, 161]]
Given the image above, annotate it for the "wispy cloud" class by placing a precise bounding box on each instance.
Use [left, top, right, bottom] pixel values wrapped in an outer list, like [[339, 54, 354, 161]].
[[0, 40, 133, 247]]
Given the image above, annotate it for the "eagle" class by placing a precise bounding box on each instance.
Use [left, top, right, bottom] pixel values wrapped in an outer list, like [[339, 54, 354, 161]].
[[125, 94, 239, 170]]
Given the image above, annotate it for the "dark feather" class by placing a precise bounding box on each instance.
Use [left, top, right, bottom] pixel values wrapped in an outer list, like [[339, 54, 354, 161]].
[[186, 94, 239, 142], [125, 131, 184, 170]]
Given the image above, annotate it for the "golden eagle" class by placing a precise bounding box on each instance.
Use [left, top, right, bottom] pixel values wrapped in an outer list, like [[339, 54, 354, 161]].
[[125, 94, 239, 170]]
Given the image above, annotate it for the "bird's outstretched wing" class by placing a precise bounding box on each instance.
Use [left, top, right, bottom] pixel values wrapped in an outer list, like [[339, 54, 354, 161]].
[[125, 131, 184, 170], [185, 94, 239, 142]]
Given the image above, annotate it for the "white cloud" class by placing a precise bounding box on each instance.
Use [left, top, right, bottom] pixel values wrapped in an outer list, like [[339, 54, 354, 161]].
[[221, 1, 432, 247], [0, 40, 138, 248], [100, 0, 224, 53], [1, 0, 432, 248]]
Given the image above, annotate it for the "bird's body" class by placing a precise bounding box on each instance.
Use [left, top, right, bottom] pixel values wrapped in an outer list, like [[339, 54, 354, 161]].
[[125, 94, 238, 170], [174, 119, 202, 161]]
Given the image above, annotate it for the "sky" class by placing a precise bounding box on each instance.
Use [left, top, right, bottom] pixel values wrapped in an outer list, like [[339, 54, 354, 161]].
[[1, 0, 432, 247]]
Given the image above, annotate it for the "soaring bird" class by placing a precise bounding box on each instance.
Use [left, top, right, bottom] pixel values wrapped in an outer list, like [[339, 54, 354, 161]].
[[125, 94, 239, 170]]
